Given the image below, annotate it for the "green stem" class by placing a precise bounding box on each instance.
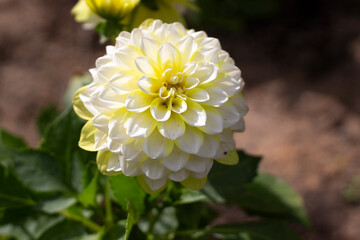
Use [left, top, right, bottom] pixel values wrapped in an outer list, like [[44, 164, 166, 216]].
[[60, 210, 102, 233], [104, 177, 114, 228]]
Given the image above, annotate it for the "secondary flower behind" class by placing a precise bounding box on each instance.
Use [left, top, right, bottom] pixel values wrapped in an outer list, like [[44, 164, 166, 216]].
[[73, 19, 248, 193]]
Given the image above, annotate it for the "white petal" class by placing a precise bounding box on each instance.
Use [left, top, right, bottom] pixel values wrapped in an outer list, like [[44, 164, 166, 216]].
[[168, 169, 189, 182], [121, 139, 147, 162], [199, 106, 223, 134], [183, 62, 198, 76], [109, 73, 139, 94], [186, 156, 213, 173], [106, 154, 121, 172], [181, 100, 207, 126], [125, 90, 154, 112], [142, 130, 174, 159], [176, 35, 197, 63], [113, 47, 139, 70], [158, 113, 185, 140], [212, 76, 241, 96], [141, 159, 167, 180], [137, 76, 162, 95], [157, 43, 181, 70], [94, 131, 108, 151], [202, 86, 228, 106], [92, 114, 109, 132], [123, 111, 157, 138], [108, 113, 132, 143], [175, 126, 203, 154], [98, 64, 120, 81], [186, 88, 209, 102], [171, 97, 187, 114], [150, 98, 172, 121], [120, 158, 143, 176], [96, 55, 112, 68], [107, 138, 122, 153], [231, 118, 245, 132], [144, 177, 168, 191], [98, 86, 126, 108], [219, 63, 241, 80], [230, 94, 249, 118], [140, 37, 159, 61], [194, 63, 218, 84], [135, 56, 157, 76], [218, 102, 240, 128], [184, 77, 199, 90], [162, 147, 189, 172], [197, 134, 219, 158]]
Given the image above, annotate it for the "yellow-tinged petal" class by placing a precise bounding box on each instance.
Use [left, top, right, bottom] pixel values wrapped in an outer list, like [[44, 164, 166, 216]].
[[186, 88, 209, 102], [150, 98, 172, 121], [137, 76, 162, 95], [137, 175, 169, 194], [216, 150, 239, 165], [73, 85, 93, 120], [181, 100, 206, 126], [142, 130, 174, 159], [181, 176, 207, 190], [96, 151, 121, 176], [123, 111, 157, 138], [79, 121, 97, 151], [171, 97, 187, 113], [157, 43, 182, 71], [125, 90, 154, 112], [157, 113, 185, 140]]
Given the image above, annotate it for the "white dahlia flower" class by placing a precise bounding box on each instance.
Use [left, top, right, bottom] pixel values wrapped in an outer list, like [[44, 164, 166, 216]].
[[73, 19, 248, 193]]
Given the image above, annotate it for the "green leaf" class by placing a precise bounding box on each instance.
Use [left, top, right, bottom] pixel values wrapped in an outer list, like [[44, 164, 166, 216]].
[[0, 164, 35, 208], [0, 224, 31, 240], [208, 221, 302, 240], [208, 151, 261, 203], [38, 219, 86, 240], [0, 129, 27, 152], [24, 215, 64, 239], [39, 196, 77, 214], [78, 172, 99, 207], [36, 105, 60, 136], [12, 150, 71, 193], [101, 221, 126, 240], [109, 175, 146, 214], [235, 173, 310, 227], [40, 108, 86, 188]]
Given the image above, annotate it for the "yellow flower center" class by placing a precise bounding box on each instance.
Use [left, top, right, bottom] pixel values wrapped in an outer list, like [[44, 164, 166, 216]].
[[159, 68, 186, 100]]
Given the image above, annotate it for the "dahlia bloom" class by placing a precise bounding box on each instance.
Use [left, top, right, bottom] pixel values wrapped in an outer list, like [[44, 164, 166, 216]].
[[71, 0, 139, 28], [73, 19, 248, 193], [86, 0, 140, 22]]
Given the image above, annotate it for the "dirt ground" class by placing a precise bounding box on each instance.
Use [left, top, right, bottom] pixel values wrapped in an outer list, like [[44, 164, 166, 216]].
[[0, 0, 359, 239]]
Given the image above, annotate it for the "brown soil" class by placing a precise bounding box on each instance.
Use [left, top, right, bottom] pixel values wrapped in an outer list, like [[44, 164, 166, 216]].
[[0, 0, 359, 239]]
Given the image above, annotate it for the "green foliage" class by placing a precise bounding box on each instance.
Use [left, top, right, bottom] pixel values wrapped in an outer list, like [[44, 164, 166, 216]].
[[208, 151, 261, 203], [110, 175, 147, 214], [0, 165, 35, 208], [235, 173, 310, 227], [0, 107, 308, 239], [36, 105, 60, 136], [209, 221, 302, 240]]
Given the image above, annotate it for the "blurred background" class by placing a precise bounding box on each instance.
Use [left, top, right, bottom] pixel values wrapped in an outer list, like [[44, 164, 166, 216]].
[[0, 0, 359, 239]]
